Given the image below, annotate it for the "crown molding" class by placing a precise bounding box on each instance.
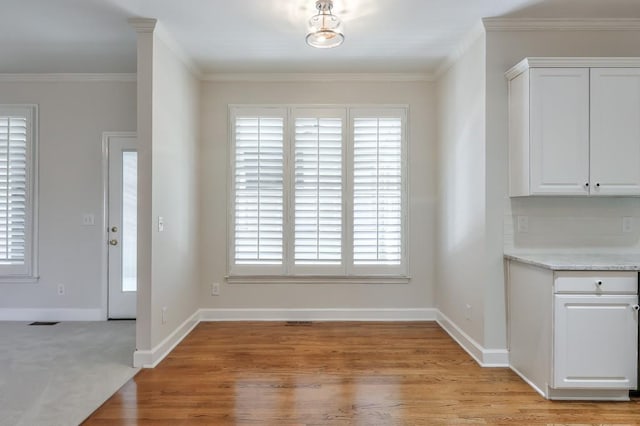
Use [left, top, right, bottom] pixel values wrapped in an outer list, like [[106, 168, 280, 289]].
[[128, 18, 202, 79], [433, 20, 485, 80], [153, 21, 203, 79], [505, 57, 640, 79], [128, 17, 157, 33], [483, 18, 640, 31], [202, 72, 434, 83], [0, 73, 137, 83]]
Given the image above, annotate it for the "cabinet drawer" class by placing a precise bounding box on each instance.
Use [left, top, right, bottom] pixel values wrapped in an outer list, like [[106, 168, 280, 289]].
[[555, 271, 637, 294]]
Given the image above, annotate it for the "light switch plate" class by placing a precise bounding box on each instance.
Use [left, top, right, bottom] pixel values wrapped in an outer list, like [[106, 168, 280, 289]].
[[623, 217, 633, 233], [158, 216, 164, 232], [82, 214, 95, 226]]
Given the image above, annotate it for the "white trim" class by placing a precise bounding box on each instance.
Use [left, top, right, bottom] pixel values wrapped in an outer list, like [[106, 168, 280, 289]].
[[133, 308, 436, 368], [483, 18, 640, 31], [436, 310, 509, 367], [434, 21, 485, 80], [128, 17, 202, 79], [204, 73, 434, 83], [0, 276, 39, 283], [199, 308, 437, 322], [510, 365, 547, 398], [505, 57, 640, 80], [153, 21, 203, 79], [131, 308, 511, 370], [226, 275, 410, 285], [0, 308, 103, 321], [133, 309, 200, 368], [546, 387, 630, 401], [0, 74, 136, 83], [0, 104, 39, 279], [228, 105, 409, 278], [128, 18, 157, 33]]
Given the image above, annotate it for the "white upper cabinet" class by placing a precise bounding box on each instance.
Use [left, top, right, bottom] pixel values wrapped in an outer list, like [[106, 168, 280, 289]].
[[530, 68, 590, 195], [507, 58, 640, 197], [590, 68, 640, 195]]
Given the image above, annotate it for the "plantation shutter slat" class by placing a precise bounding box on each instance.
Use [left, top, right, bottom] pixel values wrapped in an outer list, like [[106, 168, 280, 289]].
[[0, 115, 28, 264], [353, 117, 402, 265], [294, 117, 342, 265], [234, 116, 284, 265]]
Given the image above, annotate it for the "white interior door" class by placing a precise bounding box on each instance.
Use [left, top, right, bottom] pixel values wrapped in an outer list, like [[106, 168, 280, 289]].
[[108, 135, 138, 319]]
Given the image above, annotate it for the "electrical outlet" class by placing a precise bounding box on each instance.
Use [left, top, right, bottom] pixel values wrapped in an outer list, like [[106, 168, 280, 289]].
[[516, 216, 529, 233], [465, 304, 472, 321], [212, 282, 220, 296], [162, 307, 167, 324], [623, 217, 633, 233], [57, 284, 65, 296]]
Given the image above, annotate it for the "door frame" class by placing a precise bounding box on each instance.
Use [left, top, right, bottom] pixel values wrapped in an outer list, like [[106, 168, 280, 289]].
[[101, 131, 137, 320]]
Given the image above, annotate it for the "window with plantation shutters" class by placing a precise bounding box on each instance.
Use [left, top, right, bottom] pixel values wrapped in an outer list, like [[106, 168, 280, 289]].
[[352, 111, 404, 269], [229, 105, 406, 279], [0, 105, 37, 279], [233, 111, 285, 269], [294, 112, 344, 269]]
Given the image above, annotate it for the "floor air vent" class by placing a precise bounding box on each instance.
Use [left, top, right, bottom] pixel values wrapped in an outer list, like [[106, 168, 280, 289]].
[[29, 322, 59, 326], [285, 321, 313, 326]]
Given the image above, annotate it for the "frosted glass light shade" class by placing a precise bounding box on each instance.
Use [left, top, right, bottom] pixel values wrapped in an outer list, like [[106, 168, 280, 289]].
[[306, 1, 344, 48]]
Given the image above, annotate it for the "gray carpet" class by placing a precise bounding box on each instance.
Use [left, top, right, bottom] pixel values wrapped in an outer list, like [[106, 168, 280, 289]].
[[0, 320, 139, 426]]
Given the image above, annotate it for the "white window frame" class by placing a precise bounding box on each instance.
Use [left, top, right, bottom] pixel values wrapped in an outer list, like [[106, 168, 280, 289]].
[[227, 105, 408, 283], [0, 105, 39, 282]]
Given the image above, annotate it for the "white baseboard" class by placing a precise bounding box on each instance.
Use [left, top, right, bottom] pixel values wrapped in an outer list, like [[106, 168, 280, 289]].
[[132, 307, 508, 370], [436, 310, 509, 367], [199, 308, 438, 321], [133, 310, 200, 368], [0, 308, 103, 321], [510, 365, 547, 398]]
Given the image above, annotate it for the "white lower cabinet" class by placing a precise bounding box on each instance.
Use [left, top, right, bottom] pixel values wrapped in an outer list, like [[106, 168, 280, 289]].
[[554, 294, 638, 389], [507, 261, 638, 400]]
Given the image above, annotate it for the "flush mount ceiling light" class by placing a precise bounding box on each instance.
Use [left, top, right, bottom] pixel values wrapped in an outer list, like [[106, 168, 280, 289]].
[[306, 0, 344, 49]]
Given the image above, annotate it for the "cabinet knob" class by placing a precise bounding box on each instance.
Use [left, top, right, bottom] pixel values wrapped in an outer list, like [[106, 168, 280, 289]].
[[596, 280, 603, 286], [585, 182, 589, 187], [596, 183, 600, 188], [633, 305, 639, 312]]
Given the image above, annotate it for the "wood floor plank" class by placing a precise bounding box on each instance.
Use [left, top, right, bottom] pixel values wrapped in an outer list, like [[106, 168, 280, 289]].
[[83, 322, 640, 425]]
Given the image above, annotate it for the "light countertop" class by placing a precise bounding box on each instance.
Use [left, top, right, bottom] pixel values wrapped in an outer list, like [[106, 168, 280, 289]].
[[504, 252, 640, 271]]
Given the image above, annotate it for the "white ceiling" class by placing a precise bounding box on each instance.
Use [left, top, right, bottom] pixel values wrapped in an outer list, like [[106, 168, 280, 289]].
[[2, 0, 638, 75]]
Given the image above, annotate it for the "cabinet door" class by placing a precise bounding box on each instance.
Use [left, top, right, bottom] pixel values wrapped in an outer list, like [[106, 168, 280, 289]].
[[590, 68, 640, 195], [554, 294, 638, 389], [530, 68, 590, 195]]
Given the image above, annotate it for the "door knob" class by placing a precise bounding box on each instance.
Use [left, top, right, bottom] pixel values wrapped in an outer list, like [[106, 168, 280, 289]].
[[109, 239, 118, 246]]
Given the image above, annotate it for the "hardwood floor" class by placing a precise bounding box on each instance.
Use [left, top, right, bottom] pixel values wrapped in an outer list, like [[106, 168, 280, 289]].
[[83, 322, 640, 425]]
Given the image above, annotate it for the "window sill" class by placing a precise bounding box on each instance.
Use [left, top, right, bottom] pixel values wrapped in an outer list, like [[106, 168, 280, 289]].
[[225, 275, 411, 285], [0, 275, 40, 284]]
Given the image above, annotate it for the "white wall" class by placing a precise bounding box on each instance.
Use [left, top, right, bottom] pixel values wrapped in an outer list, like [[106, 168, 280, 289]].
[[0, 81, 136, 319], [486, 28, 640, 348], [199, 80, 436, 312], [134, 21, 201, 358], [435, 36, 487, 346], [149, 35, 201, 347]]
